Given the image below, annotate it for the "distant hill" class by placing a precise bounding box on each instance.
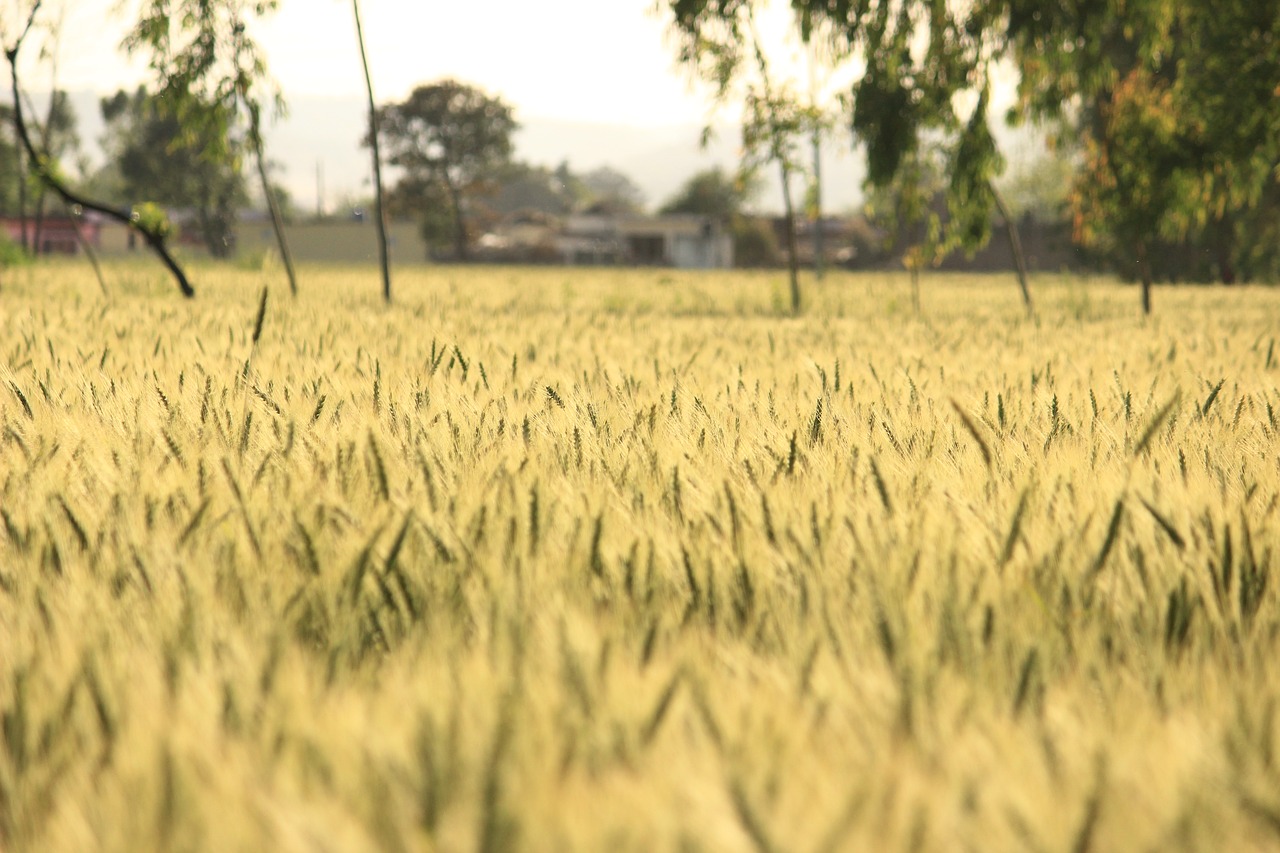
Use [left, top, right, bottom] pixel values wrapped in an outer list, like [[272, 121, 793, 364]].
[[58, 90, 867, 217]]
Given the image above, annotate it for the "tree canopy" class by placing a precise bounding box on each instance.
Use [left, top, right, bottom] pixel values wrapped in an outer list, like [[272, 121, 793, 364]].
[[663, 0, 1280, 310], [1005, 0, 1280, 288], [659, 167, 756, 220], [374, 79, 517, 261], [98, 86, 248, 258], [123, 0, 297, 291], [578, 166, 646, 215]]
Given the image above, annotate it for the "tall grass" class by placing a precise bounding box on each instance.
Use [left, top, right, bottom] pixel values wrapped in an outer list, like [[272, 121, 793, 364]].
[[1, 261, 1279, 851]]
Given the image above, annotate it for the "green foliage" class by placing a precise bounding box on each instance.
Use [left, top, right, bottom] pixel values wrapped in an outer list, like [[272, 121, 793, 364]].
[[483, 161, 579, 217], [0, 230, 28, 266], [130, 201, 173, 240], [1005, 0, 1280, 285], [945, 89, 1004, 255], [999, 146, 1076, 221], [374, 79, 518, 260], [852, 35, 918, 187], [385, 174, 456, 256], [864, 143, 946, 289], [98, 87, 247, 258], [0, 91, 81, 233], [659, 0, 830, 311], [660, 167, 757, 220], [578, 166, 646, 214], [122, 0, 282, 158], [679, 0, 1280, 294], [728, 214, 781, 267]]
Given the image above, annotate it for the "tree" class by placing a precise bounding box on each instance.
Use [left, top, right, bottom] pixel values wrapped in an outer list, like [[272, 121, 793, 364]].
[[666, 0, 1036, 315], [123, 0, 297, 293], [1001, 0, 1280, 303], [864, 143, 947, 314], [485, 161, 578, 217], [385, 173, 455, 256], [374, 79, 517, 261], [4, 1, 193, 296], [662, 1, 820, 313], [659, 166, 754, 221], [0, 102, 22, 218], [579, 166, 645, 214], [99, 86, 248, 258], [28, 89, 80, 255]]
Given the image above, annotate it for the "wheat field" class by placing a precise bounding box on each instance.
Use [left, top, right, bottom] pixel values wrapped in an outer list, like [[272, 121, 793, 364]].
[[1, 261, 1278, 852]]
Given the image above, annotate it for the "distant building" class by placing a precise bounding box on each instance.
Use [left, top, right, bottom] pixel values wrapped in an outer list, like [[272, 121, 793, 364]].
[[556, 213, 733, 268], [0, 214, 101, 255], [231, 218, 425, 264]]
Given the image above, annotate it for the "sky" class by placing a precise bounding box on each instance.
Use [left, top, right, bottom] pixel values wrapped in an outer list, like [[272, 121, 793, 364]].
[[14, 0, 876, 213], [40, 0, 730, 127]]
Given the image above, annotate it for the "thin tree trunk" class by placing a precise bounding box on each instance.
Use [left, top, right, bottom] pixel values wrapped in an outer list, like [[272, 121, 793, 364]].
[[31, 84, 60, 256], [1137, 242, 1152, 315], [445, 178, 468, 261], [990, 180, 1034, 316], [66, 202, 108, 296], [32, 186, 46, 255], [16, 136, 28, 253], [779, 160, 801, 314], [352, 0, 392, 303], [811, 129, 824, 281], [746, 10, 800, 313], [1214, 215, 1236, 284], [250, 104, 297, 296], [6, 12, 194, 297]]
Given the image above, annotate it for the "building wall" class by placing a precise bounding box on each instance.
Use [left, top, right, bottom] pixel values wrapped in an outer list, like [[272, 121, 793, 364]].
[[670, 234, 733, 269], [233, 222, 426, 264], [1, 217, 101, 255]]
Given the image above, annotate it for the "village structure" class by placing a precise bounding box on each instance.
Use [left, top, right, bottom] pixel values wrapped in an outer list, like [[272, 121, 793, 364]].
[[2, 208, 1082, 273]]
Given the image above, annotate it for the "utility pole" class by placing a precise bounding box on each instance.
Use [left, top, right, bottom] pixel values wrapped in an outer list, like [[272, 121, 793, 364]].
[[316, 160, 325, 219]]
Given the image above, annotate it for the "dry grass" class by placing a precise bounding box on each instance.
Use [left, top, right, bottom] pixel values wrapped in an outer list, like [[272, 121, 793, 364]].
[[1, 260, 1279, 851]]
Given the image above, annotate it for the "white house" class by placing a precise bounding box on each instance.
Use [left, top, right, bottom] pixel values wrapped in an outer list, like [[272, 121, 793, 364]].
[[557, 214, 733, 268]]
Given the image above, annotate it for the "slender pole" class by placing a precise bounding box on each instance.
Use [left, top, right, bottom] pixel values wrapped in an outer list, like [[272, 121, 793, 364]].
[[779, 160, 801, 314], [66, 202, 109, 296], [250, 104, 297, 296], [16, 123, 28, 254], [990, 181, 1034, 316], [352, 0, 392, 302], [811, 129, 824, 281], [747, 11, 800, 314], [806, 43, 824, 281]]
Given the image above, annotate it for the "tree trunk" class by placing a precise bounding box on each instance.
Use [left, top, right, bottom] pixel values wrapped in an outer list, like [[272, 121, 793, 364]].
[[66, 202, 108, 296], [32, 186, 46, 255], [811, 129, 824, 281], [990, 180, 1034, 316], [353, 0, 392, 302], [1137, 242, 1152, 315], [446, 179, 469, 262], [1214, 216, 1236, 284], [16, 139, 28, 254], [31, 84, 60, 257], [250, 104, 297, 296], [779, 160, 801, 314]]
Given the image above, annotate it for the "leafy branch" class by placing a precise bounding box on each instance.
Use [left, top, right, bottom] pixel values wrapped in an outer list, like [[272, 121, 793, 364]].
[[4, 0, 194, 297]]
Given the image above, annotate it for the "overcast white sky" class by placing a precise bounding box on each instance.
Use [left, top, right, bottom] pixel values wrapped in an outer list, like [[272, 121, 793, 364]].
[[32, 0, 742, 126]]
